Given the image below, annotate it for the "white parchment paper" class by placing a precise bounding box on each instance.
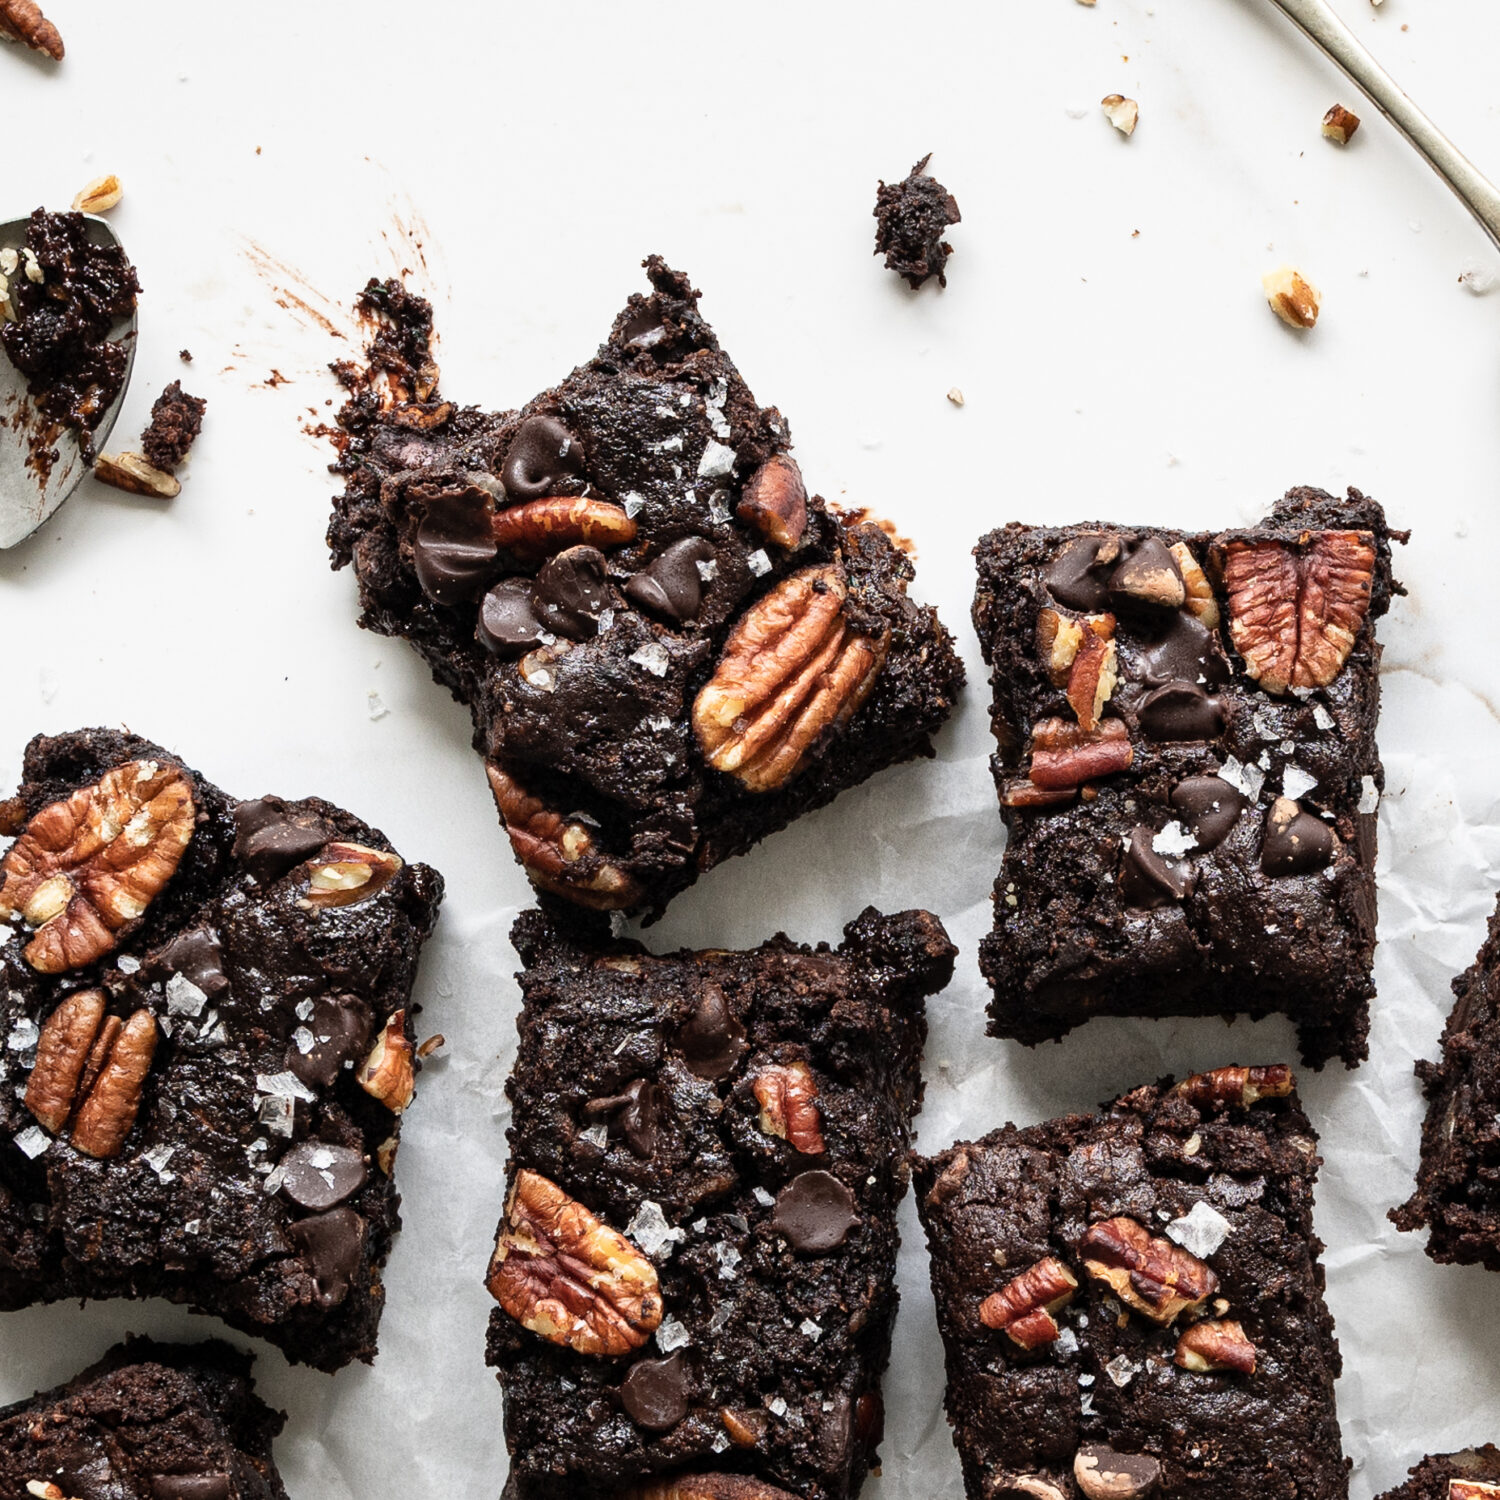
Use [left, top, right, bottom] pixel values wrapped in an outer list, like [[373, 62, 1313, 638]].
[[4, 1, 1500, 1495]]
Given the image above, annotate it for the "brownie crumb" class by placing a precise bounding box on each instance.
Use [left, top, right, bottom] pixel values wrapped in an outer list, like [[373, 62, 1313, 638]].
[[179, 347, 193, 362], [873, 153, 961, 289], [141, 378, 206, 471]]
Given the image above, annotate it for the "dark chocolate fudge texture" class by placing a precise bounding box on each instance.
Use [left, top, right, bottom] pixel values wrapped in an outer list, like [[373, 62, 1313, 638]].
[[873, 154, 962, 289], [484, 905, 956, 1500], [1392, 893, 1500, 1268], [328, 257, 963, 919], [0, 728, 443, 1370], [974, 486, 1403, 1067], [142, 379, 207, 472], [913, 1065, 1347, 1500], [1378, 1448, 1500, 1500], [0, 1337, 288, 1500]]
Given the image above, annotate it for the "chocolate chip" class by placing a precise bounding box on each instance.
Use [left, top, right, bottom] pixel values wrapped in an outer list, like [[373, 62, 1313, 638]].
[[231, 798, 331, 884], [1260, 797, 1336, 875], [501, 414, 584, 501], [1045, 535, 1120, 611], [288, 994, 373, 1089], [150, 1478, 232, 1500], [1138, 612, 1229, 687], [154, 925, 229, 998], [771, 1169, 859, 1253], [1075, 1444, 1162, 1498], [584, 1078, 665, 1158], [619, 1352, 689, 1432], [625, 537, 716, 624], [1137, 680, 1225, 741], [533, 545, 611, 640], [1109, 536, 1184, 607], [817, 1392, 855, 1473], [620, 305, 670, 351], [288, 1206, 366, 1308], [1118, 825, 1194, 909], [478, 577, 547, 657], [47, 1445, 120, 1500], [278, 1140, 368, 1211], [854, 1391, 884, 1449], [677, 985, 748, 1080], [412, 484, 500, 605], [1171, 776, 1246, 850]]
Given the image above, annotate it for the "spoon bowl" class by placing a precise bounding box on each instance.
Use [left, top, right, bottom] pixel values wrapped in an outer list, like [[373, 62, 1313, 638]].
[[0, 212, 138, 549]]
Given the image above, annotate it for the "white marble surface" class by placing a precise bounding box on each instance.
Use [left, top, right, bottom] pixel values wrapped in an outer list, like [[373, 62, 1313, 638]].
[[2, 1, 1500, 1494]]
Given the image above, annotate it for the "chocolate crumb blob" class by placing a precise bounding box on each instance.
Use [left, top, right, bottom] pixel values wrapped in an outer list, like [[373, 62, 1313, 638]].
[[142, 378, 207, 471], [873, 153, 961, 289]]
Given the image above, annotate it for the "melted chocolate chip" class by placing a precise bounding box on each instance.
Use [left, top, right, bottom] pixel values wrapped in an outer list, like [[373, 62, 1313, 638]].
[[1171, 776, 1246, 850], [231, 799, 331, 884], [412, 485, 500, 605], [154, 925, 229, 998], [1045, 535, 1120, 611], [1075, 1445, 1162, 1498], [771, 1170, 859, 1253], [1261, 797, 1336, 875], [150, 1478, 232, 1500], [278, 1141, 368, 1211], [1119, 825, 1195, 909], [288, 1207, 366, 1308], [478, 577, 547, 657], [1138, 612, 1229, 687], [502, 414, 584, 501], [625, 537, 716, 624], [677, 985, 748, 1080], [534, 545, 611, 640], [584, 1078, 665, 1158], [287, 994, 373, 1089], [47, 1445, 119, 1500], [1138, 680, 1225, 741], [620, 306, 670, 351], [619, 1352, 690, 1431], [1109, 535, 1184, 607], [854, 1391, 884, 1448]]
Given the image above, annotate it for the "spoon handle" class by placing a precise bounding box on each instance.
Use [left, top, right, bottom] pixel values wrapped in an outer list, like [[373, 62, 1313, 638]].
[[1266, 0, 1500, 251]]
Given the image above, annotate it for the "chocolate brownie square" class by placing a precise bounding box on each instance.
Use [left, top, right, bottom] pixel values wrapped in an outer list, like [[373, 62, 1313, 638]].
[[328, 258, 963, 919], [1379, 1448, 1500, 1500], [913, 1065, 1347, 1500], [484, 905, 957, 1500], [0, 1338, 288, 1500], [972, 487, 1403, 1067], [0, 728, 443, 1370], [1392, 894, 1500, 1268]]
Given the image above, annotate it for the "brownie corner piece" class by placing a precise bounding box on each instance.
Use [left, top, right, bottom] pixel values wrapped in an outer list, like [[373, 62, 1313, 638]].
[[0, 727, 444, 1370], [1378, 1448, 1500, 1500], [973, 485, 1403, 1068], [1392, 892, 1500, 1269], [0, 1337, 288, 1499], [913, 1063, 1347, 1500], [485, 905, 956, 1499], [329, 257, 963, 920]]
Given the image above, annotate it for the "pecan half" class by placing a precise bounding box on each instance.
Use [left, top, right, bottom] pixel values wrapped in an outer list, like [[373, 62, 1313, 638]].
[[692, 564, 888, 793], [979, 1256, 1079, 1349], [736, 454, 807, 550], [752, 1062, 826, 1154], [0, 760, 196, 973], [357, 1010, 415, 1112], [1079, 1216, 1218, 1324], [0, 0, 64, 60], [1171, 1064, 1294, 1111], [485, 762, 641, 910], [1174, 1318, 1257, 1374], [25, 992, 158, 1158], [301, 842, 403, 909], [1169, 542, 1219, 628], [487, 1169, 663, 1357], [492, 496, 637, 561], [1219, 530, 1375, 693], [1004, 718, 1133, 807]]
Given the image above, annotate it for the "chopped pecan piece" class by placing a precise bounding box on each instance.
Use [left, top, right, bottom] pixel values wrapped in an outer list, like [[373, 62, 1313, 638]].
[[979, 1256, 1079, 1349], [0, 0, 63, 59], [1169, 542, 1219, 628], [357, 1010, 415, 1113], [1028, 718, 1133, 790], [1171, 1064, 1294, 1111], [485, 762, 641, 910], [1037, 608, 1115, 689], [25, 992, 158, 1158], [996, 1480, 1069, 1500], [736, 454, 807, 550], [752, 1061, 826, 1154], [692, 564, 888, 793], [1220, 530, 1375, 693], [1079, 1215, 1218, 1324], [719, 1407, 768, 1448], [302, 841, 403, 909], [487, 1169, 663, 1357], [0, 760, 196, 973], [1174, 1317, 1257, 1374], [1451, 1483, 1500, 1500], [1067, 630, 1119, 733], [492, 496, 637, 561]]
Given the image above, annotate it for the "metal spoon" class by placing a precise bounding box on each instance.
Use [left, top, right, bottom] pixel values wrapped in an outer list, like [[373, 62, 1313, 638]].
[[1265, 0, 1500, 251], [0, 213, 137, 549]]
